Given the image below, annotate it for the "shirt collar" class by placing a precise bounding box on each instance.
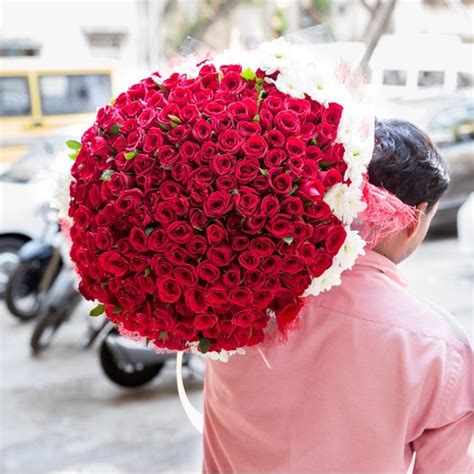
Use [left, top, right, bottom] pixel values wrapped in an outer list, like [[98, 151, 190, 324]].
[[354, 249, 407, 286]]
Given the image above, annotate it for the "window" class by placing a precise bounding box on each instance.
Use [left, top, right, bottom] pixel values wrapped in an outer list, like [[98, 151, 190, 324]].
[[38, 73, 112, 115], [0, 76, 31, 117], [85, 31, 127, 59], [382, 69, 407, 86], [457, 72, 473, 89], [417, 70, 445, 88]]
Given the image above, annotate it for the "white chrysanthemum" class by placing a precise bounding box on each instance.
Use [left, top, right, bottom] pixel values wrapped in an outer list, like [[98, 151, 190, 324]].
[[323, 183, 367, 225], [303, 66, 333, 105], [303, 266, 342, 297], [334, 228, 366, 271], [50, 162, 73, 219], [258, 37, 292, 74], [274, 68, 306, 98], [189, 344, 246, 362]]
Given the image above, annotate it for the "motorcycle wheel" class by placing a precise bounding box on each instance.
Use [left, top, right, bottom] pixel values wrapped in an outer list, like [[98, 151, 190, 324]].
[[99, 340, 164, 388], [30, 307, 67, 354], [0, 236, 27, 298], [5, 260, 46, 320]]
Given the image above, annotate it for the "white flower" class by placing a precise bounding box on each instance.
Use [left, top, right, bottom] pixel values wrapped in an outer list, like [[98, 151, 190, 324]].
[[273, 68, 305, 98], [258, 37, 292, 74], [303, 266, 343, 297], [323, 183, 367, 225], [189, 344, 246, 362], [334, 229, 366, 271]]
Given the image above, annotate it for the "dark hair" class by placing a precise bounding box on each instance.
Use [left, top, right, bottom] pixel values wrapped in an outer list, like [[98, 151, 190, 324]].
[[368, 119, 449, 210]]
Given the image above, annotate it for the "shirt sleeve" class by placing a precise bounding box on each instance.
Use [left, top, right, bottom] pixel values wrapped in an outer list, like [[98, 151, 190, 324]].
[[413, 343, 473, 474]]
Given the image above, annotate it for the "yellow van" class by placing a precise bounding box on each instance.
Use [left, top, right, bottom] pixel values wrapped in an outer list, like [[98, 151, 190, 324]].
[[0, 58, 114, 164]]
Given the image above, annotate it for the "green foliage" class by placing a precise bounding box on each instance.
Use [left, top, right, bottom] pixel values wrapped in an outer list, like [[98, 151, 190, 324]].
[[90, 304, 105, 317]]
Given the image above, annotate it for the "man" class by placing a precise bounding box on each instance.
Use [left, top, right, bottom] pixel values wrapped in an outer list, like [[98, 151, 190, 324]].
[[202, 119, 473, 473]]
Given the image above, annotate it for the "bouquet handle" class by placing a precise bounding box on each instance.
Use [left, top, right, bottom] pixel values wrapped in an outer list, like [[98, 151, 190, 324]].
[[176, 351, 204, 433]]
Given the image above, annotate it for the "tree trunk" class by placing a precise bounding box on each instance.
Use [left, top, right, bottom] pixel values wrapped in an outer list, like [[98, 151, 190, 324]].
[[358, 0, 398, 75]]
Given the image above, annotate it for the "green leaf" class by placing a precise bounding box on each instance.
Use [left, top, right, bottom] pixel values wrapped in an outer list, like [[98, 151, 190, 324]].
[[252, 114, 260, 122], [158, 122, 170, 131], [309, 138, 317, 145], [113, 306, 122, 314], [110, 124, 121, 135], [145, 226, 154, 236], [259, 168, 268, 176], [230, 189, 239, 195], [90, 304, 105, 317], [151, 75, 168, 94], [257, 88, 265, 105], [241, 67, 256, 81], [66, 140, 81, 151], [124, 150, 138, 161], [68, 152, 78, 161], [283, 236, 294, 245], [159, 331, 168, 340], [144, 267, 151, 276], [101, 169, 115, 181], [168, 114, 182, 124], [199, 337, 211, 354], [218, 71, 224, 83], [256, 77, 264, 86], [288, 183, 299, 196]]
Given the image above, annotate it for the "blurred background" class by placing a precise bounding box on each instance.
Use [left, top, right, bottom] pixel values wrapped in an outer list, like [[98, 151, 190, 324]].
[[0, 1, 472, 473]]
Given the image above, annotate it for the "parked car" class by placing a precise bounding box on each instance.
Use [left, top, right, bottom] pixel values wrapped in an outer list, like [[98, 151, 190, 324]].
[[377, 91, 474, 232], [0, 126, 83, 296]]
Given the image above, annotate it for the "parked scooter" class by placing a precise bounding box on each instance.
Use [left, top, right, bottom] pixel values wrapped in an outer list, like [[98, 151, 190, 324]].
[[5, 203, 63, 320], [99, 325, 204, 388]]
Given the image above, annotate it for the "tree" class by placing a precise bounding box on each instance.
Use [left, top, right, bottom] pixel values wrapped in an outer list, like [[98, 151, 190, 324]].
[[358, 0, 398, 74]]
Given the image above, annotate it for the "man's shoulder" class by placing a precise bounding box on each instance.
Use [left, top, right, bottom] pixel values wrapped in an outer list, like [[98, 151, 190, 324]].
[[312, 268, 471, 352]]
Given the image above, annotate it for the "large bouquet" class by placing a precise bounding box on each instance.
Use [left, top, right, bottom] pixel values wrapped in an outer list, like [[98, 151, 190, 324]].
[[66, 38, 372, 359]]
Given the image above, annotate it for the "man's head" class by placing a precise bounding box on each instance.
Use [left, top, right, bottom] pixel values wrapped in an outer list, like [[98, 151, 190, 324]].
[[368, 119, 449, 263]]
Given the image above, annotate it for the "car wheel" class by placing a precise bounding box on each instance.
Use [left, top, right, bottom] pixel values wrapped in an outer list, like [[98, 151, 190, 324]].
[[0, 236, 28, 298]]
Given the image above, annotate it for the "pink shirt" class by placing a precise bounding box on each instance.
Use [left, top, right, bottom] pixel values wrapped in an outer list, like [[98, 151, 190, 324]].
[[203, 250, 473, 473]]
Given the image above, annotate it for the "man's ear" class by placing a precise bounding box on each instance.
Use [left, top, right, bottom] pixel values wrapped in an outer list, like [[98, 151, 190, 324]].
[[406, 202, 429, 239]]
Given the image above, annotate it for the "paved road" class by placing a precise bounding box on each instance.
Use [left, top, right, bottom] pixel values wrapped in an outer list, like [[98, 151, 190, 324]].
[[1, 237, 472, 473]]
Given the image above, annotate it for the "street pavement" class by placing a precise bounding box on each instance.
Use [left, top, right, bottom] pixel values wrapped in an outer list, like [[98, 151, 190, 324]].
[[1, 236, 472, 473]]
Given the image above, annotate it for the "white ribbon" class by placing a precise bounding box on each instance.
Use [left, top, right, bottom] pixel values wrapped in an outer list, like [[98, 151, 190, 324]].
[[176, 351, 204, 433]]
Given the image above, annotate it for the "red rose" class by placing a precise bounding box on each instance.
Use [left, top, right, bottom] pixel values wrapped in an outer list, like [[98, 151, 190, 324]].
[[265, 129, 285, 148], [206, 284, 229, 308], [266, 214, 293, 238], [232, 309, 254, 328], [282, 255, 304, 274], [95, 228, 113, 250], [220, 71, 245, 93], [242, 214, 267, 235], [230, 235, 249, 252], [189, 209, 206, 229], [235, 159, 259, 184], [167, 220, 193, 244], [322, 168, 343, 187], [274, 111, 301, 136], [323, 102, 343, 128], [316, 122, 337, 148], [179, 141, 200, 162], [217, 130, 244, 154], [174, 264, 198, 288], [192, 119, 212, 142], [188, 236, 208, 258], [156, 276, 181, 303], [152, 257, 174, 277], [260, 255, 283, 274], [285, 98, 311, 119], [325, 225, 346, 255], [260, 195, 280, 217], [73, 205, 93, 229], [216, 175, 238, 191], [159, 180, 184, 201], [268, 168, 293, 195], [242, 135, 268, 158], [249, 236, 275, 258], [238, 251, 260, 270], [207, 244, 234, 266], [209, 154, 236, 176], [197, 261, 220, 283], [166, 245, 189, 265], [99, 251, 129, 277], [285, 136, 306, 156], [304, 200, 332, 221], [252, 290, 272, 309], [306, 145, 324, 161], [153, 202, 176, 226], [229, 287, 252, 306], [234, 189, 260, 217], [222, 266, 241, 288], [299, 241, 316, 264], [203, 191, 234, 218], [236, 121, 261, 137], [206, 222, 227, 245], [280, 196, 304, 216], [129, 227, 148, 252], [194, 313, 218, 330], [211, 112, 233, 132], [185, 286, 208, 313], [309, 250, 333, 277], [263, 95, 284, 114]]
